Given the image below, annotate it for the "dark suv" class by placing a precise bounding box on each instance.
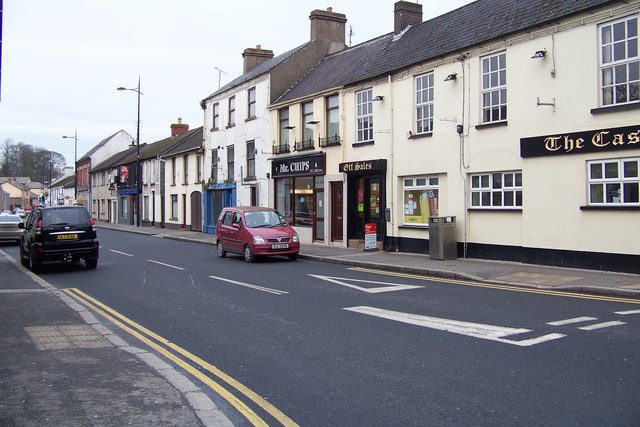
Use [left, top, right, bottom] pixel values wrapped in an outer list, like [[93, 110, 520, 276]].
[[19, 205, 99, 271]]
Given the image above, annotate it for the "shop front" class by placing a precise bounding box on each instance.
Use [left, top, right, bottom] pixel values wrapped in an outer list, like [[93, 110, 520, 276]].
[[272, 153, 326, 243], [339, 159, 387, 248], [203, 182, 235, 234]]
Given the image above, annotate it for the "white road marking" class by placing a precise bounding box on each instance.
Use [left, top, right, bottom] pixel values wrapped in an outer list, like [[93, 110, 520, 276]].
[[110, 249, 133, 257], [209, 275, 288, 295], [344, 306, 565, 347], [547, 316, 597, 326], [309, 274, 423, 293], [147, 259, 185, 270], [578, 321, 626, 331], [616, 309, 640, 315]]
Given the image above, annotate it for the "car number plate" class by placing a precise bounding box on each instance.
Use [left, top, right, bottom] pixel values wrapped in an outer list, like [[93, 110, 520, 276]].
[[272, 243, 289, 249], [57, 233, 78, 240]]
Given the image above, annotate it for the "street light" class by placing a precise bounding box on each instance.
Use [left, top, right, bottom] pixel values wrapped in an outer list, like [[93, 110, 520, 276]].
[[117, 76, 143, 227], [62, 129, 78, 203]]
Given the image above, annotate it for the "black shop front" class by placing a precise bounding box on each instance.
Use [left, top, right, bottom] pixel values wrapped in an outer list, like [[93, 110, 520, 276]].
[[339, 159, 387, 248]]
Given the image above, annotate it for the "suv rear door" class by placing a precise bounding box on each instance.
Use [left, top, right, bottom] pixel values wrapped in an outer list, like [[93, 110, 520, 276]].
[[41, 208, 95, 251]]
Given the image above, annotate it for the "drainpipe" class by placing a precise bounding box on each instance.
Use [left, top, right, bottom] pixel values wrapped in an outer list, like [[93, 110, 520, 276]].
[[388, 74, 395, 251]]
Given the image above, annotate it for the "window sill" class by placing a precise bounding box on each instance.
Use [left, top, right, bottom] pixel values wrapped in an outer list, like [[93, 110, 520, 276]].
[[590, 102, 640, 115], [210, 127, 219, 132], [399, 225, 429, 229], [580, 205, 640, 211], [408, 132, 432, 140], [475, 121, 508, 130], [352, 140, 374, 147], [245, 116, 256, 122], [468, 207, 522, 212], [225, 124, 236, 129]]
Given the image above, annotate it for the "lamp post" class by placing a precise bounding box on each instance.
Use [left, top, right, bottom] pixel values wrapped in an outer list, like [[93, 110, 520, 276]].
[[62, 129, 78, 203], [117, 77, 142, 227]]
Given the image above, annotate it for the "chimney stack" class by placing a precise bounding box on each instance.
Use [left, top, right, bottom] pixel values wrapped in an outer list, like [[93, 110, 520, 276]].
[[171, 117, 189, 137], [309, 7, 347, 44], [242, 44, 275, 73], [394, 1, 422, 35]]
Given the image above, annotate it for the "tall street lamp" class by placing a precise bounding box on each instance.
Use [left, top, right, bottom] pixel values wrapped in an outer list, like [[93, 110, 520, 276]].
[[117, 77, 142, 227], [62, 129, 78, 204]]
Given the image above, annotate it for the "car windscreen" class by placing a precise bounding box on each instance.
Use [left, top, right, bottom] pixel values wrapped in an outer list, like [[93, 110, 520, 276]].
[[244, 210, 286, 228], [42, 209, 90, 226]]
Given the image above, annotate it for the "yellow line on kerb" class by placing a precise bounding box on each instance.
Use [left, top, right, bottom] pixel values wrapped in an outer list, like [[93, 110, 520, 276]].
[[64, 288, 298, 427], [349, 267, 640, 304]]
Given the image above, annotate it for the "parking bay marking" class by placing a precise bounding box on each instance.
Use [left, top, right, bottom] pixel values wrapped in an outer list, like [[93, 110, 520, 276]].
[[309, 274, 423, 293], [209, 275, 289, 295], [344, 306, 566, 347]]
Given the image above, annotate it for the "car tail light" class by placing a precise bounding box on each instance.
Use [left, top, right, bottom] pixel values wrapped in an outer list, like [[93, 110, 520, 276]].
[[90, 218, 96, 231], [35, 220, 42, 234]]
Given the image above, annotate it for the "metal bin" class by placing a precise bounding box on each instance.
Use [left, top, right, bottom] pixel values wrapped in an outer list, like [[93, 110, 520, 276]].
[[428, 216, 457, 260]]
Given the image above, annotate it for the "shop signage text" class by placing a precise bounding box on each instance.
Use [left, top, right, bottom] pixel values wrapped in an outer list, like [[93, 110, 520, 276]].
[[520, 124, 640, 158], [271, 153, 325, 178], [339, 159, 387, 173]]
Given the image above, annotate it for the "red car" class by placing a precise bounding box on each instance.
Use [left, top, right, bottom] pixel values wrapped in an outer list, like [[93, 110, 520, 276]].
[[216, 206, 300, 263]]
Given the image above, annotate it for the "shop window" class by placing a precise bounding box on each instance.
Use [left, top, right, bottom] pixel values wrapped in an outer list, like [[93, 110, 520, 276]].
[[600, 15, 639, 106], [588, 157, 639, 205], [471, 171, 522, 209], [275, 177, 314, 227], [403, 176, 439, 225]]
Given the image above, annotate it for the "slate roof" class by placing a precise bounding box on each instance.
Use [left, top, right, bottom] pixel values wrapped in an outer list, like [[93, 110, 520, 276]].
[[276, 0, 617, 104], [202, 42, 312, 102], [91, 145, 140, 173], [163, 127, 204, 157], [78, 129, 133, 162]]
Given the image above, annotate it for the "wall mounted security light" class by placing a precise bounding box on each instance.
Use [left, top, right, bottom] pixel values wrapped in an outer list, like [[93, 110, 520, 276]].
[[531, 50, 546, 59], [444, 72, 457, 81], [373, 95, 384, 101]]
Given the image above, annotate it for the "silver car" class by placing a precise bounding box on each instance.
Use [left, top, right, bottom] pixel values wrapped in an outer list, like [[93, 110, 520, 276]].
[[0, 214, 24, 243]]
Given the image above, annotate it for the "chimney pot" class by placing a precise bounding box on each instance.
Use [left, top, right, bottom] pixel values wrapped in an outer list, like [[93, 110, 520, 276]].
[[242, 45, 275, 73], [309, 7, 347, 44], [170, 118, 189, 137]]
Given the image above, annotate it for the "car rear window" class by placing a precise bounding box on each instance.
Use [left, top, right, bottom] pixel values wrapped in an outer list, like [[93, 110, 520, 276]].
[[42, 208, 90, 226]]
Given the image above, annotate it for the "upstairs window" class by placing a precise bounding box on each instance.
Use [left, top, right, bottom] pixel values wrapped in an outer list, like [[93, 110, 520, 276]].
[[600, 16, 639, 106], [356, 89, 373, 143], [416, 73, 434, 134], [327, 95, 339, 139], [228, 96, 236, 127], [246, 141, 256, 179], [183, 155, 188, 184], [302, 101, 314, 143], [247, 87, 256, 119], [212, 103, 219, 130], [279, 107, 290, 151], [227, 145, 234, 182], [211, 149, 218, 182], [481, 52, 507, 123]]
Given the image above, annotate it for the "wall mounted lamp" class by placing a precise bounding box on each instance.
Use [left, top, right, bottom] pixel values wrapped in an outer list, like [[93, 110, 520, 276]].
[[531, 50, 546, 59], [284, 125, 296, 129], [373, 95, 384, 101], [307, 120, 320, 125], [444, 72, 457, 81]]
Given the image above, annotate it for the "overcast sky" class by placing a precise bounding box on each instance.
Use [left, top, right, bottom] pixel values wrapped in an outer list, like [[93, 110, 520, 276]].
[[1, 0, 473, 167]]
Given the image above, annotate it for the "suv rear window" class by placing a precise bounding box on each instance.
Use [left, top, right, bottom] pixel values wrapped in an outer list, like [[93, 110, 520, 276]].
[[42, 208, 91, 227]]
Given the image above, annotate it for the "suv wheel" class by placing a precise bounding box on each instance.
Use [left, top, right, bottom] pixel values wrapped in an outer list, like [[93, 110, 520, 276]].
[[29, 256, 42, 273], [243, 245, 255, 263], [217, 242, 226, 258]]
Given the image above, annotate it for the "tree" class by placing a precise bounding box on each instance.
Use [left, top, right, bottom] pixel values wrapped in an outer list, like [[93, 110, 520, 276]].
[[0, 138, 65, 182]]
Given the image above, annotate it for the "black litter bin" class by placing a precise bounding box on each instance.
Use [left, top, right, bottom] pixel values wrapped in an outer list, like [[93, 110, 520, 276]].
[[428, 216, 457, 260]]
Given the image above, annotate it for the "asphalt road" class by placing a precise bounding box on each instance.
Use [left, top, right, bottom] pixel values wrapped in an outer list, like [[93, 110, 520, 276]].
[[3, 229, 639, 426]]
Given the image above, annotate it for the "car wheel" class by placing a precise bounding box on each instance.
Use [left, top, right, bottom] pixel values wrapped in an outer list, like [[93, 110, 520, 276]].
[[19, 243, 29, 268], [85, 258, 98, 269], [288, 253, 299, 261], [217, 242, 227, 258], [243, 245, 255, 263]]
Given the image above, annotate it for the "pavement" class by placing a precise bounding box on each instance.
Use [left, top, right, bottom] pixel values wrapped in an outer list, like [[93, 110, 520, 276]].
[[1, 223, 639, 426]]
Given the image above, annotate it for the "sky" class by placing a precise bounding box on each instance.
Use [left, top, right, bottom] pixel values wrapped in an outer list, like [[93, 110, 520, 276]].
[[0, 0, 474, 168]]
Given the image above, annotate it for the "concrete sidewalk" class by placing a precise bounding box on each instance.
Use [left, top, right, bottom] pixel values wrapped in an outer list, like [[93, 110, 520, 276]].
[[99, 223, 640, 299], [0, 250, 232, 426]]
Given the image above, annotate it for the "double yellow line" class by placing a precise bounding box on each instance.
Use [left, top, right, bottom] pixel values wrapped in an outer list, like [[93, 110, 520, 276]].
[[64, 288, 298, 427]]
